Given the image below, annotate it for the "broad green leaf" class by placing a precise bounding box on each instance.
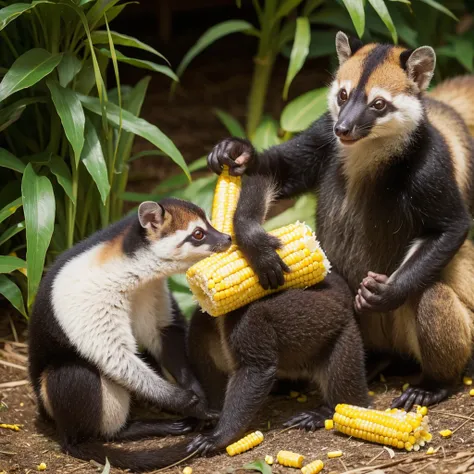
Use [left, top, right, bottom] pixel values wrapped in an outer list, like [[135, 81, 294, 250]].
[[79, 94, 190, 179], [0, 148, 25, 173], [214, 109, 246, 138], [101, 458, 111, 474], [303, 0, 324, 15], [74, 53, 109, 96], [176, 20, 254, 78], [419, 0, 457, 20], [98, 48, 178, 81], [57, 53, 82, 87], [453, 37, 474, 72], [0, 274, 26, 317], [0, 255, 26, 273], [252, 116, 281, 152], [282, 31, 335, 60], [46, 79, 85, 168], [129, 150, 165, 162], [341, 0, 365, 38], [0, 49, 62, 102], [0, 221, 25, 246], [281, 87, 328, 133], [264, 194, 317, 231], [283, 17, 310, 100], [91, 30, 168, 63], [86, 0, 119, 26], [21, 164, 55, 307], [243, 460, 272, 474], [0, 197, 22, 225], [274, 0, 304, 21], [368, 0, 397, 43], [310, 7, 356, 33], [81, 118, 110, 204], [0, 96, 45, 131], [49, 156, 75, 203], [0, 1, 52, 31]]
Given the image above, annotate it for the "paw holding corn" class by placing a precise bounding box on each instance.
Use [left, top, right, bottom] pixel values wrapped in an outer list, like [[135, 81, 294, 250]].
[[187, 167, 331, 316]]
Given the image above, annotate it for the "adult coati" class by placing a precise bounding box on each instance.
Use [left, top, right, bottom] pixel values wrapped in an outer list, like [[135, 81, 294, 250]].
[[208, 32, 474, 411], [28, 199, 231, 472]]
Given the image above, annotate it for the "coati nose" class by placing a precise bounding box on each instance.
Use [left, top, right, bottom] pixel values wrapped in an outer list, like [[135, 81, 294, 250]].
[[334, 123, 351, 138]]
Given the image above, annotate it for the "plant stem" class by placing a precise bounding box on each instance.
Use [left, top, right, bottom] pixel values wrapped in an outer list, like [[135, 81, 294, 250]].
[[1, 31, 19, 58], [66, 159, 78, 249]]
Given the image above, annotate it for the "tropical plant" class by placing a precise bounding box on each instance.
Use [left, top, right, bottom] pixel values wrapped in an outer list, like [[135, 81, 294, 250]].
[[0, 0, 188, 318]]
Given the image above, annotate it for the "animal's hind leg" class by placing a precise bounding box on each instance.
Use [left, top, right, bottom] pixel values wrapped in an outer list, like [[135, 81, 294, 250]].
[[284, 320, 369, 431], [392, 283, 472, 411]]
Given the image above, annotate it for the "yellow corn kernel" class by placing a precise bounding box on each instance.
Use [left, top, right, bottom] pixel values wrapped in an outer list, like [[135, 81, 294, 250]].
[[325, 419, 334, 430], [297, 394, 308, 403], [301, 459, 324, 474], [333, 404, 432, 452], [187, 223, 330, 317], [0, 423, 21, 431], [470, 389, 474, 396], [290, 391, 300, 398], [417, 406, 428, 416], [368, 391, 375, 396], [402, 383, 410, 392], [439, 429, 452, 438], [182, 468, 192, 474], [426, 447, 435, 455], [226, 431, 264, 456], [327, 450, 343, 459], [277, 450, 305, 468], [37, 463, 47, 471], [265, 455, 274, 465], [464, 376, 473, 386]]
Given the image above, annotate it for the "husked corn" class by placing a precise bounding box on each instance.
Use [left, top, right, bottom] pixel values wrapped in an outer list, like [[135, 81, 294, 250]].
[[277, 450, 305, 468], [426, 447, 435, 455], [226, 431, 264, 456], [417, 406, 428, 416], [187, 222, 330, 316], [439, 429, 452, 438], [470, 389, 474, 396], [333, 404, 432, 452], [327, 451, 343, 459], [265, 455, 274, 465], [0, 423, 21, 431], [301, 460, 324, 474], [325, 419, 334, 430]]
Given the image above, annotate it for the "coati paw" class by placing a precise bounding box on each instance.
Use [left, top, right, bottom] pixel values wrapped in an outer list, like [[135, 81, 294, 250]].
[[283, 407, 334, 431], [164, 419, 196, 435], [187, 434, 220, 456], [207, 137, 255, 176], [391, 386, 449, 411]]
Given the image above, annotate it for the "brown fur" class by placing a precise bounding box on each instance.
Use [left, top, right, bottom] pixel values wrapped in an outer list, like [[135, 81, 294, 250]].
[[95, 232, 126, 264], [39, 370, 53, 418], [337, 44, 376, 86]]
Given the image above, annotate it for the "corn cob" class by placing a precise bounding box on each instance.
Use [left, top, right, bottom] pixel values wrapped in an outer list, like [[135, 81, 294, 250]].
[[327, 451, 343, 459], [333, 404, 432, 452], [301, 460, 324, 474], [277, 450, 305, 468], [226, 431, 264, 456], [210, 166, 241, 236]]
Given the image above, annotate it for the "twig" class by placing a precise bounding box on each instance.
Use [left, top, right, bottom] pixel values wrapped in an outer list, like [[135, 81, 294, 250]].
[[0, 450, 17, 455], [8, 315, 18, 343], [453, 409, 474, 434], [0, 359, 27, 371], [431, 410, 474, 421], [149, 449, 198, 473], [0, 379, 29, 388], [0, 340, 27, 347], [411, 461, 437, 474], [0, 349, 27, 363], [342, 456, 425, 474], [270, 423, 299, 439], [366, 449, 384, 465], [339, 457, 348, 472]]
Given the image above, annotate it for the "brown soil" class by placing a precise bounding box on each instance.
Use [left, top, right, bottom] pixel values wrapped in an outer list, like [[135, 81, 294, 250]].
[[1, 314, 474, 474]]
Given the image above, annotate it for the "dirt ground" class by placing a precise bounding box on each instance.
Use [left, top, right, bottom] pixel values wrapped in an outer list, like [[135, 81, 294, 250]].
[[2, 314, 474, 474]]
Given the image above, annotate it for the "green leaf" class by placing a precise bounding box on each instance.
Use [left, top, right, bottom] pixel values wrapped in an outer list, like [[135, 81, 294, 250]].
[[264, 194, 317, 231], [91, 30, 168, 63], [0, 97, 45, 132], [368, 0, 397, 43], [252, 116, 281, 152], [129, 150, 165, 162], [0, 197, 22, 225], [418, 0, 457, 20], [453, 37, 474, 72], [281, 87, 328, 133], [98, 48, 178, 82], [341, 0, 365, 38], [0, 221, 25, 246], [101, 458, 111, 474], [0, 148, 25, 173], [94, 2, 136, 28], [0, 49, 62, 102], [49, 156, 75, 204], [303, 0, 324, 16], [274, 0, 304, 21], [86, 0, 119, 26], [176, 20, 254, 78], [214, 109, 246, 138], [0, 255, 27, 273], [74, 53, 109, 96], [81, 117, 110, 204], [46, 79, 85, 168], [243, 460, 272, 474], [0, 1, 52, 32], [79, 94, 190, 180], [283, 17, 310, 100], [57, 53, 82, 87], [282, 31, 335, 60], [168, 275, 195, 319], [0, 275, 27, 318], [21, 164, 55, 308]]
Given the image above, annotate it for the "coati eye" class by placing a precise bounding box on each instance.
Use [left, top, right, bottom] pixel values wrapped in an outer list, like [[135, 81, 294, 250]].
[[372, 98, 386, 111], [338, 89, 348, 102], [192, 228, 205, 241]]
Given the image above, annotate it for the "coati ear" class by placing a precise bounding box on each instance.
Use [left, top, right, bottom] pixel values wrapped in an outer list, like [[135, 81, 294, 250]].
[[401, 46, 436, 91], [138, 201, 165, 229], [335, 31, 363, 66]]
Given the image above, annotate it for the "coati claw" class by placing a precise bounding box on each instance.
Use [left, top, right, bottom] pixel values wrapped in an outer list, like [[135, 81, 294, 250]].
[[283, 407, 334, 431], [187, 434, 219, 456], [391, 387, 449, 411], [207, 137, 255, 176]]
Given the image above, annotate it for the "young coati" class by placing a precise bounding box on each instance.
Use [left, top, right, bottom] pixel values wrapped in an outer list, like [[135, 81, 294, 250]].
[[28, 198, 232, 472], [207, 32, 474, 412]]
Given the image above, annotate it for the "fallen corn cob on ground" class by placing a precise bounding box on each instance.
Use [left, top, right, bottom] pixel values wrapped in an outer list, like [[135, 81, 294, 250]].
[[186, 166, 330, 316], [226, 431, 264, 456], [333, 404, 432, 452]]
